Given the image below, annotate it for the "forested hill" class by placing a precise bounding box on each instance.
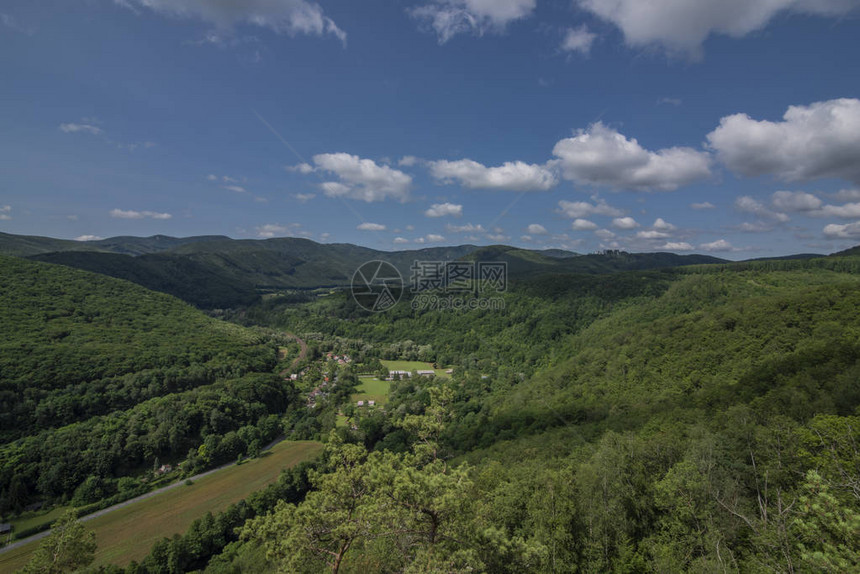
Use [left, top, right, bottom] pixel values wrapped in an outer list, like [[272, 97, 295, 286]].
[[0, 256, 296, 511], [222, 256, 860, 572], [2, 232, 731, 310]]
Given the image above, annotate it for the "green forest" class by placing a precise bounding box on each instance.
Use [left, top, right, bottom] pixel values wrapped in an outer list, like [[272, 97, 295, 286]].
[[1, 248, 859, 572]]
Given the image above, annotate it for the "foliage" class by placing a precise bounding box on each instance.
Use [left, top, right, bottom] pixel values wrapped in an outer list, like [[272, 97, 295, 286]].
[[18, 510, 96, 573]]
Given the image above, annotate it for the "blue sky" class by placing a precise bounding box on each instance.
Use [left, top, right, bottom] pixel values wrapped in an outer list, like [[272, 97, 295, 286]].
[[2, 0, 860, 258]]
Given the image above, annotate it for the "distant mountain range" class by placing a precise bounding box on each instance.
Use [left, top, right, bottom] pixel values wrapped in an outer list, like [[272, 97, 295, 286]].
[[0, 231, 836, 309]]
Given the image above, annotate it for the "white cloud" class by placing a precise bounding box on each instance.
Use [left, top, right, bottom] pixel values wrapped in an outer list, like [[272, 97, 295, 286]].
[[552, 122, 712, 191], [0, 205, 10, 221], [816, 202, 860, 218], [224, 185, 247, 193], [823, 222, 860, 238], [414, 237, 426, 244], [707, 99, 860, 185], [690, 201, 715, 210], [428, 158, 557, 191], [594, 228, 616, 240], [287, 162, 315, 174], [206, 174, 218, 181], [398, 155, 418, 167], [652, 217, 676, 231], [771, 190, 822, 212], [294, 193, 316, 202], [425, 234, 446, 243], [636, 230, 670, 239], [560, 25, 597, 55], [527, 223, 548, 235], [393, 237, 411, 244], [577, 0, 860, 57], [59, 123, 103, 135], [571, 218, 598, 230], [319, 181, 352, 197], [74, 235, 104, 242], [117, 0, 346, 45], [735, 196, 790, 222], [446, 223, 486, 233], [662, 241, 694, 251], [357, 222, 386, 231], [110, 209, 172, 220], [832, 189, 860, 202], [425, 202, 463, 217], [485, 233, 509, 242], [699, 239, 734, 252], [612, 216, 640, 229], [256, 223, 301, 238], [313, 153, 412, 202], [557, 198, 623, 219], [410, 0, 536, 44]]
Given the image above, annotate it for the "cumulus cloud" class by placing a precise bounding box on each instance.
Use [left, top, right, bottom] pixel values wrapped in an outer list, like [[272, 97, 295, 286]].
[[425, 233, 446, 243], [410, 0, 536, 44], [699, 239, 734, 252], [832, 189, 860, 202], [256, 223, 302, 238], [287, 162, 315, 174], [652, 217, 676, 231], [59, 123, 103, 135], [446, 223, 485, 233], [571, 218, 598, 231], [116, 0, 346, 45], [552, 122, 712, 191], [823, 222, 860, 238], [771, 190, 822, 212], [557, 198, 623, 219], [428, 158, 557, 191], [0, 205, 11, 221], [224, 185, 247, 193], [110, 209, 172, 220], [577, 0, 860, 57], [594, 229, 616, 240], [527, 223, 548, 235], [75, 235, 104, 242], [313, 153, 412, 202], [398, 156, 418, 167], [662, 241, 694, 251], [636, 230, 670, 239], [612, 216, 640, 229], [294, 193, 316, 202], [393, 237, 411, 244], [560, 25, 597, 55], [691, 201, 716, 210], [735, 195, 790, 222], [707, 99, 860, 185], [816, 202, 860, 218], [425, 202, 463, 217], [357, 222, 386, 231]]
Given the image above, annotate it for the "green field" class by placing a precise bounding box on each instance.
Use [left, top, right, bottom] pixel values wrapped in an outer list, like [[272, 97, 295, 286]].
[[0, 440, 323, 571], [354, 376, 391, 405], [4, 506, 68, 539], [380, 360, 451, 378]]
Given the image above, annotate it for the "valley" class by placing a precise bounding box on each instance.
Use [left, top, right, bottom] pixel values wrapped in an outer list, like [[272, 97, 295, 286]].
[[0, 233, 858, 572]]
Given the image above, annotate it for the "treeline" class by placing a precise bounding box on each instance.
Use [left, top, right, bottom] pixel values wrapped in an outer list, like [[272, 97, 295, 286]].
[[0, 373, 292, 511], [0, 256, 275, 440], [233, 271, 674, 374]]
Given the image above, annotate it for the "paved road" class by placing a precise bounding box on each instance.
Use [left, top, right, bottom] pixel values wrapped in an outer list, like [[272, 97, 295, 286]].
[[0, 436, 284, 555]]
